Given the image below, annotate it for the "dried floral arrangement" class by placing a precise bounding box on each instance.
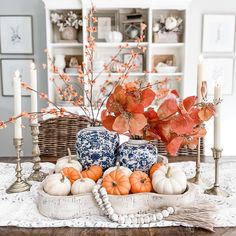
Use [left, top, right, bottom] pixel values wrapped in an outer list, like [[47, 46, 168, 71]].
[[152, 16, 183, 33], [51, 11, 83, 31], [0, 5, 215, 156]]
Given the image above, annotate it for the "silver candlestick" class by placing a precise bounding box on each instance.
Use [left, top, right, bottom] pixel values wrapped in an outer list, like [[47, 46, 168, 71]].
[[188, 138, 205, 185], [204, 148, 229, 197], [28, 124, 48, 182], [6, 138, 31, 194]]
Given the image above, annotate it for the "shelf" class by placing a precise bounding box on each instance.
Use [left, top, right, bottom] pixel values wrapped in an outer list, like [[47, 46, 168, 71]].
[[95, 42, 148, 48], [94, 72, 146, 76], [49, 42, 83, 48], [150, 72, 184, 76], [151, 43, 185, 48]]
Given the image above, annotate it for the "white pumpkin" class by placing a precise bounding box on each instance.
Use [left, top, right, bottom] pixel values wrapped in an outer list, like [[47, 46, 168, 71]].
[[55, 155, 82, 173], [71, 178, 96, 195], [103, 164, 132, 178], [152, 166, 187, 195], [105, 31, 123, 43], [43, 173, 71, 196]]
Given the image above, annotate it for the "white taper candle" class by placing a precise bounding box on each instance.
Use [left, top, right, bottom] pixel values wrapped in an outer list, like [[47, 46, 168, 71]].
[[13, 70, 22, 139], [30, 62, 38, 124], [214, 83, 221, 149], [197, 55, 204, 103]]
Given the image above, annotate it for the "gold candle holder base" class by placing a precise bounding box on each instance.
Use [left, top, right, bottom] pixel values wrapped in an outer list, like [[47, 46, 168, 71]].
[[28, 124, 48, 182], [188, 138, 206, 185], [204, 148, 230, 197], [6, 138, 31, 194]]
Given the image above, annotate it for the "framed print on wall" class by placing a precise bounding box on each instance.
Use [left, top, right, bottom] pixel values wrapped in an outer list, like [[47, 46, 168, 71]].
[[0, 59, 33, 96], [202, 14, 236, 53], [0, 15, 33, 54], [93, 11, 118, 42], [203, 57, 234, 95]]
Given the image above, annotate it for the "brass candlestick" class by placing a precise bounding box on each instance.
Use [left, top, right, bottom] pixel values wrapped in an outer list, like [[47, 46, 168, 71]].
[[204, 148, 229, 197], [188, 138, 205, 185], [6, 138, 31, 194], [28, 124, 48, 182]]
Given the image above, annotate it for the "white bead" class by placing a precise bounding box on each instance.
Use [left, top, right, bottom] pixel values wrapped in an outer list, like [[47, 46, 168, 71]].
[[155, 213, 163, 221], [111, 213, 119, 222], [103, 197, 109, 204], [167, 207, 175, 214], [96, 199, 103, 205], [126, 217, 132, 225], [150, 214, 156, 222], [101, 207, 106, 212], [100, 187, 106, 192], [144, 216, 150, 224], [105, 203, 111, 209], [107, 208, 114, 215], [139, 217, 145, 224], [132, 217, 138, 224], [94, 195, 100, 200], [128, 214, 134, 218], [118, 216, 125, 224], [162, 210, 169, 218]]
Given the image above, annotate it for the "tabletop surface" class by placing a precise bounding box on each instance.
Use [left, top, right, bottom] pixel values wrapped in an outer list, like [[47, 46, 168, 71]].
[[0, 155, 235, 236]]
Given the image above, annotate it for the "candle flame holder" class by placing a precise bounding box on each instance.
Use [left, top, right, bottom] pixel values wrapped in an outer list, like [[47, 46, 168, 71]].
[[28, 124, 48, 182], [6, 138, 31, 194], [188, 138, 206, 185], [204, 148, 229, 197]]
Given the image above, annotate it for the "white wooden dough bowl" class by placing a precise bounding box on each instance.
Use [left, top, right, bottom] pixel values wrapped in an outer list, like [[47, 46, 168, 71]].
[[37, 183, 196, 220]]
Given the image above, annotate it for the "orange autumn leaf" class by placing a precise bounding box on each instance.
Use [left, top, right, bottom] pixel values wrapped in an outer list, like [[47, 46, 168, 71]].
[[127, 96, 144, 113], [102, 115, 116, 131], [129, 113, 147, 135], [140, 88, 156, 107], [166, 136, 184, 156], [170, 114, 195, 135], [112, 115, 129, 133], [157, 98, 178, 120], [183, 96, 196, 112], [198, 105, 215, 121]]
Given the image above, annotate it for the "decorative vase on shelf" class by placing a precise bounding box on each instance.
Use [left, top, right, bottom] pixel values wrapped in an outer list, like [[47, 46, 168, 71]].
[[54, 55, 66, 73], [117, 139, 158, 173], [61, 26, 78, 41], [75, 127, 119, 170]]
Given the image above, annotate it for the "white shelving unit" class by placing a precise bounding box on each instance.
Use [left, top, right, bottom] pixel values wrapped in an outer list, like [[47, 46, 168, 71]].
[[43, 0, 191, 108]]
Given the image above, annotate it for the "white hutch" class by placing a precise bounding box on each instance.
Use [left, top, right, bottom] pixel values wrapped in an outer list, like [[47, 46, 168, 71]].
[[42, 0, 192, 111]]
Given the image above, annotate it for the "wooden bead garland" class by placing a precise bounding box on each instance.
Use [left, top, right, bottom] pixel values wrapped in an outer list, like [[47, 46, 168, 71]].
[[92, 182, 175, 225]]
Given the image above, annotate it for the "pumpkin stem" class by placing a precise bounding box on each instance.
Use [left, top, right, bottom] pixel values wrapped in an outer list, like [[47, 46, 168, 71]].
[[78, 171, 84, 180], [112, 181, 117, 187], [60, 172, 65, 183], [67, 148, 72, 163], [140, 178, 146, 184], [166, 167, 172, 178], [115, 161, 120, 170]]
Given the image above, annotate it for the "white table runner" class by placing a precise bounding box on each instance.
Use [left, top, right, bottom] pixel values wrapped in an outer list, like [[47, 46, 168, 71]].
[[0, 161, 235, 228]]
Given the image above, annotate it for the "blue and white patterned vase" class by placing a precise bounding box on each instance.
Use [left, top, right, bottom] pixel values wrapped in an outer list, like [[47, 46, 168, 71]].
[[75, 126, 119, 170], [117, 139, 158, 173]]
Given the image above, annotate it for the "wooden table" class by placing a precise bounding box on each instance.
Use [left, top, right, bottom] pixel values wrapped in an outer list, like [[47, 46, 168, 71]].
[[0, 156, 235, 236]]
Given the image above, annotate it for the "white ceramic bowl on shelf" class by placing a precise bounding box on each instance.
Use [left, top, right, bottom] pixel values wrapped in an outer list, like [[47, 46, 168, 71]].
[[156, 66, 178, 73]]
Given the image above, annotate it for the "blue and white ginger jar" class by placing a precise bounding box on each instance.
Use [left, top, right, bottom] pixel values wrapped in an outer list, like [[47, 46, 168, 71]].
[[117, 139, 158, 173], [75, 126, 119, 170]]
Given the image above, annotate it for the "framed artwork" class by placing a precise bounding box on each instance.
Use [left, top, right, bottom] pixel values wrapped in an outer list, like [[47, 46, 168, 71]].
[[123, 53, 144, 72], [94, 11, 118, 42], [0, 59, 33, 96], [0, 15, 33, 54], [203, 57, 234, 95], [202, 14, 236, 53]]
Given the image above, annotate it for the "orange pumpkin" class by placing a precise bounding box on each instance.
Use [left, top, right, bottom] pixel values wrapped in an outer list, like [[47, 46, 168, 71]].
[[62, 167, 81, 184], [82, 165, 103, 182], [102, 170, 131, 195], [150, 162, 164, 178], [129, 171, 152, 193]]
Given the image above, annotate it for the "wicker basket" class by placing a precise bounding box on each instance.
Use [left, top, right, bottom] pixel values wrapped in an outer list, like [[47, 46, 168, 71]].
[[39, 116, 204, 160], [153, 31, 182, 43], [39, 116, 91, 160]]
